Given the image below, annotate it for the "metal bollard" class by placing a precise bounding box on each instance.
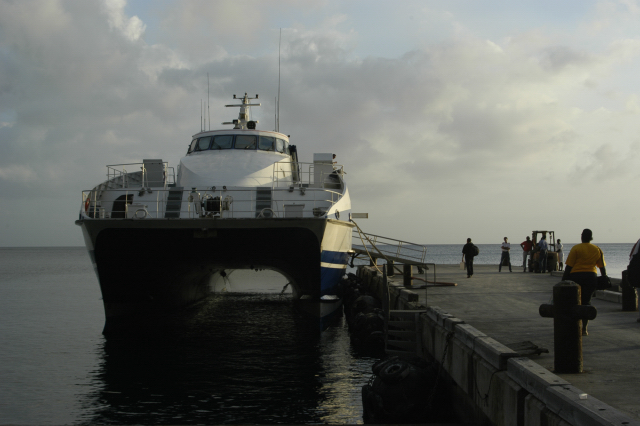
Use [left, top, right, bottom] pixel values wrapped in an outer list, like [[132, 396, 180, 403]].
[[403, 264, 412, 288], [539, 281, 597, 373], [388, 260, 395, 277], [621, 270, 638, 312]]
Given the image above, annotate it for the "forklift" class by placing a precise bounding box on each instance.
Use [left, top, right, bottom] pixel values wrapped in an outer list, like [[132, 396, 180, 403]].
[[528, 230, 558, 272]]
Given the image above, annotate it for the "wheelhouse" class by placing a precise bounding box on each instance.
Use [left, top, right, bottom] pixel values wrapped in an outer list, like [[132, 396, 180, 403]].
[[187, 132, 291, 155]]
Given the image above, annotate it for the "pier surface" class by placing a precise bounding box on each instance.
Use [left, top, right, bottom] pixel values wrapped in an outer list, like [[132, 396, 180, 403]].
[[388, 264, 640, 421]]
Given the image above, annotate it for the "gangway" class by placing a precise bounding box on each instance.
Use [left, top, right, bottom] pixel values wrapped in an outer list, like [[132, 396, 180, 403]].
[[350, 224, 427, 269]]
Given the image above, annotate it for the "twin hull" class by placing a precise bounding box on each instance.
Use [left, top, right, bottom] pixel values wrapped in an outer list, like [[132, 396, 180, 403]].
[[77, 217, 353, 333]]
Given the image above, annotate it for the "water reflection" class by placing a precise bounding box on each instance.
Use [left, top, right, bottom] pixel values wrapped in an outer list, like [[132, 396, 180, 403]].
[[80, 293, 375, 424]]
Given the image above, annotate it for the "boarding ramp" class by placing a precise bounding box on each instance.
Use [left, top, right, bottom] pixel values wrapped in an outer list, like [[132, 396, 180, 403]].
[[351, 226, 427, 269]]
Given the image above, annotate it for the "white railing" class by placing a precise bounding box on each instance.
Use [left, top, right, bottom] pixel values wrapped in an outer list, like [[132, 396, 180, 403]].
[[80, 186, 343, 220], [105, 162, 175, 189], [271, 161, 344, 190], [351, 229, 427, 265], [100, 161, 339, 191]]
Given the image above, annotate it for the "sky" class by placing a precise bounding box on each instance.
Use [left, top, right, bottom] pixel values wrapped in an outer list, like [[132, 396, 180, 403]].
[[1, 0, 640, 247]]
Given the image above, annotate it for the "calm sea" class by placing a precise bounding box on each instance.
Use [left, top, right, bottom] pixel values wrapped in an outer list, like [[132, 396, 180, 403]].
[[416, 243, 634, 278], [0, 244, 633, 425], [0, 247, 374, 425]]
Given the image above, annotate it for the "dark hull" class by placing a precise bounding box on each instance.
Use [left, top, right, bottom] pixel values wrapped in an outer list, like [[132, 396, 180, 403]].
[[76, 218, 341, 334]]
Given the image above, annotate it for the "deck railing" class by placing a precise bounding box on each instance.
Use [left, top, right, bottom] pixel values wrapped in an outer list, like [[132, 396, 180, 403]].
[[101, 160, 341, 191], [81, 160, 345, 219], [272, 161, 344, 189], [351, 228, 427, 266], [80, 186, 343, 220], [105, 162, 176, 189]]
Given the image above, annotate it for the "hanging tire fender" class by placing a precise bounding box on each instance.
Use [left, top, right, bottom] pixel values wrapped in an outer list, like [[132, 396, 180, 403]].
[[379, 359, 411, 383]]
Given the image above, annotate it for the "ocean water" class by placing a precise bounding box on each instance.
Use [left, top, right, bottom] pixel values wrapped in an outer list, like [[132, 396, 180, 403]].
[[419, 243, 634, 278], [0, 247, 374, 425], [1, 244, 633, 425]]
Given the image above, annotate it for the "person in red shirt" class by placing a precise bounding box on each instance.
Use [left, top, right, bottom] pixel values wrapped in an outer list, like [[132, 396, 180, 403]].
[[520, 236, 534, 272]]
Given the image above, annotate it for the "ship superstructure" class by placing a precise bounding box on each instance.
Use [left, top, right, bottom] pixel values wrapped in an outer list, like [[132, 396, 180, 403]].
[[76, 93, 353, 333]]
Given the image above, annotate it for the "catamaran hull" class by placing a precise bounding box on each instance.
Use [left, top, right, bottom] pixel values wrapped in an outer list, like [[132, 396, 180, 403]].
[[76, 218, 353, 334]]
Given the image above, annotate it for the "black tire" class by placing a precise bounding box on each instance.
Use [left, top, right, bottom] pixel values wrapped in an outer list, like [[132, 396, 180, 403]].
[[372, 357, 393, 376], [379, 359, 411, 384]]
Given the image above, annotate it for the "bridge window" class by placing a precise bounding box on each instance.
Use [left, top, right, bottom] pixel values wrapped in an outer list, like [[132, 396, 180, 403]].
[[235, 135, 257, 150], [196, 136, 212, 151], [212, 135, 233, 149], [278, 138, 289, 154], [259, 136, 276, 151], [275, 138, 284, 153], [188, 138, 198, 153], [189, 135, 285, 154]]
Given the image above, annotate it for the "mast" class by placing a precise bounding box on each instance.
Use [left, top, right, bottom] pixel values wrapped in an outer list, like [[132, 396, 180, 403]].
[[223, 93, 261, 130], [277, 28, 281, 132]]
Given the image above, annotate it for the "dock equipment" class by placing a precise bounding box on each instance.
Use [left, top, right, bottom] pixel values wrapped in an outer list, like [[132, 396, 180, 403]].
[[530, 230, 560, 272]]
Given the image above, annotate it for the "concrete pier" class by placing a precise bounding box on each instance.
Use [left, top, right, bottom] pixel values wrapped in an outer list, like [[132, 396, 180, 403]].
[[359, 264, 640, 425]]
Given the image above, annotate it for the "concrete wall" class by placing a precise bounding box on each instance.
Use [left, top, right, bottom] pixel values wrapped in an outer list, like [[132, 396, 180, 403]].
[[358, 266, 640, 426]]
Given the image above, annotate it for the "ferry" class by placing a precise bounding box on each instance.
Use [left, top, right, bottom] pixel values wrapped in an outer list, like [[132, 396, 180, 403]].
[[76, 93, 354, 334]]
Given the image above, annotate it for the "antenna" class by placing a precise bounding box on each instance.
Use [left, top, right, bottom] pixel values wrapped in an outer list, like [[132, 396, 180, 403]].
[[200, 99, 203, 131], [207, 73, 210, 131], [223, 93, 260, 129], [277, 28, 281, 132]]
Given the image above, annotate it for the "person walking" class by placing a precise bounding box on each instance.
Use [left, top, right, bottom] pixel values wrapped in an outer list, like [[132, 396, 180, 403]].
[[462, 238, 476, 278], [557, 239, 564, 271], [499, 237, 512, 272], [537, 235, 549, 273], [562, 229, 607, 335], [520, 236, 534, 272]]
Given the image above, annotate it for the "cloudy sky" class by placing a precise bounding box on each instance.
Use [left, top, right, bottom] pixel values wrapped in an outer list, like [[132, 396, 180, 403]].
[[1, 0, 640, 247]]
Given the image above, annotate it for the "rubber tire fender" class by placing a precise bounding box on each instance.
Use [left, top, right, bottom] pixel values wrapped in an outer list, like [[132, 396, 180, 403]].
[[379, 359, 411, 384], [372, 356, 400, 376]]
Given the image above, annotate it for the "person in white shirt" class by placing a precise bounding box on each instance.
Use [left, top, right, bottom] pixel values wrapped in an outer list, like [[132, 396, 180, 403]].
[[499, 237, 512, 272], [557, 239, 564, 271]]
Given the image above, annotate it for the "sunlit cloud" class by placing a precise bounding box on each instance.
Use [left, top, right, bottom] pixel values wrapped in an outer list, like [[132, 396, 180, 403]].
[[1, 0, 640, 245], [102, 0, 146, 41]]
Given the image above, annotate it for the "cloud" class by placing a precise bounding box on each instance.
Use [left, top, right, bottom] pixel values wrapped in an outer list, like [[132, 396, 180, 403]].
[[1, 0, 640, 245], [0, 165, 37, 183], [102, 0, 146, 41]]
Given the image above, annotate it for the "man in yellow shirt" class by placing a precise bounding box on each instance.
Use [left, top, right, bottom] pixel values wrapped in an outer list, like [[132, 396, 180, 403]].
[[562, 228, 607, 336]]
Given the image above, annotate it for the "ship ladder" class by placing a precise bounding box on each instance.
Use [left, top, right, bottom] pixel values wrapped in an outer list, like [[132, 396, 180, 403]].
[[385, 309, 426, 359], [165, 187, 184, 218], [379, 264, 426, 359], [255, 188, 273, 217]]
